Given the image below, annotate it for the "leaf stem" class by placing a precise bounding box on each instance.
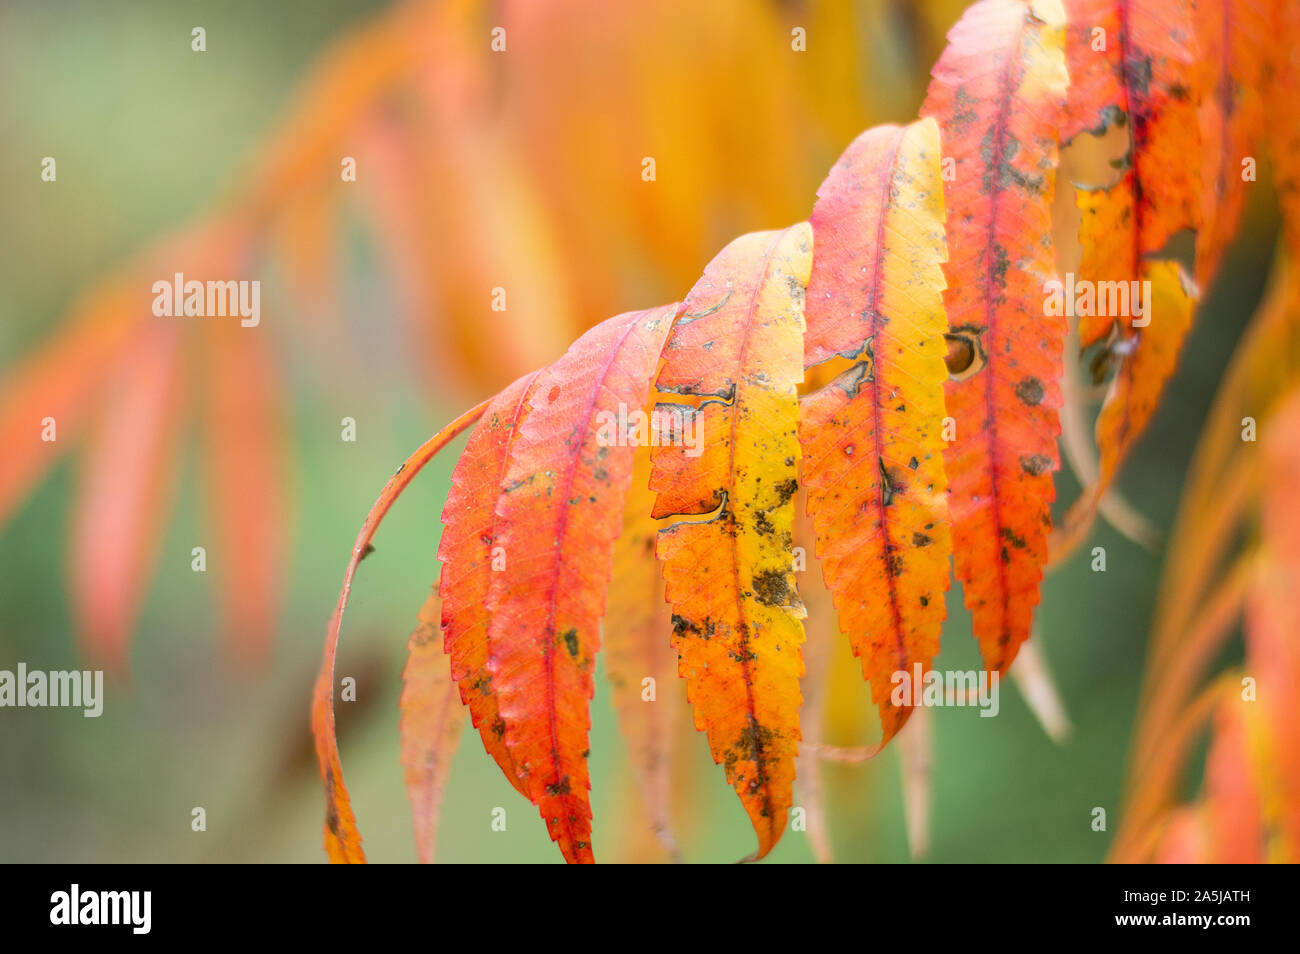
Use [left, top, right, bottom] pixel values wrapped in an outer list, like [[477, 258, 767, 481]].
[[311, 397, 490, 863]]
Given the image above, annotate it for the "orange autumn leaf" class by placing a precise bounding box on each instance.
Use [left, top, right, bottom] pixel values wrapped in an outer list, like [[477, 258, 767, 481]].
[[1267, 0, 1300, 257], [1202, 697, 1268, 863], [436, 372, 541, 797], [1192, 0, 1270, 290], [69, 324, 187, 670], [921, 0, 1069, 673], [1073, 183, 1142, 349], [0, 279, 139, 528], [1060, 261, 1195, 536], [1062, 0, 1202, 347], [1245, 385, 1300, 860], [399, 590, 467, 864], [1151, 696, 1266, 863], [201, 328, 287, 663], [799, 119, 953, 748], [484, 305, 677, 864], [650, 224, 811, 861], [1061, 0, 1201, 143]]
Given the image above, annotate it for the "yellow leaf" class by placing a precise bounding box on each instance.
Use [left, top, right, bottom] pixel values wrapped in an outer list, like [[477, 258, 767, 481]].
[[800, 118, 952, 749], [651, 223, 812, 861]]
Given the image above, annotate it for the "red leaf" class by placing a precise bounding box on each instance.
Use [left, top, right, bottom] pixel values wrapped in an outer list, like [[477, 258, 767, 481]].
[[921, 0, 1070, 672], [650, 225, 812, 860], [69, 324, 187, 669], [1063, 0, 1202, 347], [800, 119, 952, 747], [485, 305, 677, 863], [438, 371, 541, 798], [202, 329, 287, 663], [0, 281, 138, 528]]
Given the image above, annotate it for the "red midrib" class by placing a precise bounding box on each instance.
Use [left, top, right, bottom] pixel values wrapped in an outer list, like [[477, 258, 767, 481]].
[[977, 12, 1030, 665], [1115, 0, 1148, 447], [537, 313, 646, 857]]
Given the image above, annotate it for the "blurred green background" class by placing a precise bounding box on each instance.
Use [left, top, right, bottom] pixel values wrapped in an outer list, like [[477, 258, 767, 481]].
[[0, 0, 1279, 862]]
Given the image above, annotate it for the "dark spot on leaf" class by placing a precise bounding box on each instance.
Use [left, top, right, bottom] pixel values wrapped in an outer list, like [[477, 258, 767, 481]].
[[950, 86, 977, 131], [1020, 454, 1053, 476], [773, 478, 798, 505], [1128, 56, 1154, 98], [879, 458, 897, 506], [735, 721, 774, 767], [672, 614, 713, 640], [1016, 376, 1045, 406], [990, 243, 1010, 289], [752, 569, 790, 606]]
